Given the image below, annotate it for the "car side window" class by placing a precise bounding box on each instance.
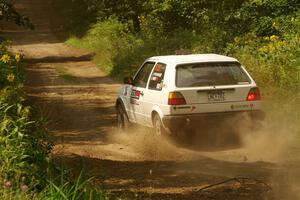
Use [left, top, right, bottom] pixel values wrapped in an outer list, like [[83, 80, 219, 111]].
[[133, 62, 155, 88], [148, 63, 166, 91]]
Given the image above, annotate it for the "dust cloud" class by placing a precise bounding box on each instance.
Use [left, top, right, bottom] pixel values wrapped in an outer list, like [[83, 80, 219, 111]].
[[109, 111, 300, 199], [240, 123, 297, 163], [238, 113, 300, 200], [108, 127, 200, 161]]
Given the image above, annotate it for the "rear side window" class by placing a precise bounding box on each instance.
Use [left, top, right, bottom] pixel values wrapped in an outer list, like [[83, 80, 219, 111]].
[[176, 62, 251, 87], [148, 63, 166, 91], [133, 62, 155, 88]]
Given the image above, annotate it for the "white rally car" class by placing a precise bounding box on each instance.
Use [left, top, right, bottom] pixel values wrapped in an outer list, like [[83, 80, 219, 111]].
[[116, 54, 265, 136]]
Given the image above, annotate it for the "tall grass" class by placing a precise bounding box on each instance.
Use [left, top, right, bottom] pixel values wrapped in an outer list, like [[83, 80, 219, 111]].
[[0, 44, 52, 194], [39, 168, 112, 200], [0, 167, 113, 200]]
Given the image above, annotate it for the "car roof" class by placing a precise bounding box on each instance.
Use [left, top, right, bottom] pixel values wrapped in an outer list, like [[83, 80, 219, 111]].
[[148, 54, 238, 65]]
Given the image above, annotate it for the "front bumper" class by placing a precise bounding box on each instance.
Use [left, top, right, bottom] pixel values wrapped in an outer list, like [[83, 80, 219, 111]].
[[162, 110, 265, 131]]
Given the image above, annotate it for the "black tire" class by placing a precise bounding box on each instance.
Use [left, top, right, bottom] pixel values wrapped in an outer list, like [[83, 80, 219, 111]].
[[152, 114, 167, 136], [116, 104, 130, 133]]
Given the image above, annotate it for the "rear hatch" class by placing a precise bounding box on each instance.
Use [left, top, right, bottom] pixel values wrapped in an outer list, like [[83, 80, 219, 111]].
[[172, 62, 261, 114]]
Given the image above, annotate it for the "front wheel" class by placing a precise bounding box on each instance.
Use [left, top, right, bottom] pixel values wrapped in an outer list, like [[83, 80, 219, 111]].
[[116, 104, 130, 133], [152, 114, 167, 136]]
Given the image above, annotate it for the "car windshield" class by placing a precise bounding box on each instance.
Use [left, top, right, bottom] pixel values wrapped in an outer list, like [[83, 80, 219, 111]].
[[176, 62, 251, 87]]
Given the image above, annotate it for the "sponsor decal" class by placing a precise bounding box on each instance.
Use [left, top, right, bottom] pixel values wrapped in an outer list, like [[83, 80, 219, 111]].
[[131, 89, 141, 99], [130, 89, 141, 105]]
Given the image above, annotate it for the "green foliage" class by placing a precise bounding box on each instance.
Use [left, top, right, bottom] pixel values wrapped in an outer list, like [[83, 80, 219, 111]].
[[67, 0, 300, 90], [61, 0, 99, 36], [226, 11, 300, 93], [67, 18, 127, 74], [225, 11, 300, 132], [0, 0, 34, 30], [0, 88, 52, 194], [232, 0, 299, 36], [67, 18, 202, 78], [73, 0, 298, 43], [0, 41, 51, 195]]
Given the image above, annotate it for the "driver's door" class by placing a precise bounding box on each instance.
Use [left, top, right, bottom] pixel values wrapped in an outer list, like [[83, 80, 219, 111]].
[[126, 62, 155, 124]]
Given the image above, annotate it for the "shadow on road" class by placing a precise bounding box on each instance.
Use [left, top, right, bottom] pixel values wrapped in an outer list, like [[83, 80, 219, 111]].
[[24, 54, 95, 64], [53, 154, 275, 200]]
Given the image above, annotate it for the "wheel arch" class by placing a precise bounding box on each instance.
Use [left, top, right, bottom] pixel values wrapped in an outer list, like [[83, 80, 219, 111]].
[[151, 105, 167, 129], [116, 97, 131, 120], [116, 97, 125, 110]]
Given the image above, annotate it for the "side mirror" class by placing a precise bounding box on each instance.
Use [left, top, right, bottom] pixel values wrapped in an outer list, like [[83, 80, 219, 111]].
[[123, 76, 133, 85]]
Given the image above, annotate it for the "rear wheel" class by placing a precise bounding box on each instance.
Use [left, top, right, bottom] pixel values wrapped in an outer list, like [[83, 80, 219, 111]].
[[153, 114, 167, 136], [116, 104, 130, 133]]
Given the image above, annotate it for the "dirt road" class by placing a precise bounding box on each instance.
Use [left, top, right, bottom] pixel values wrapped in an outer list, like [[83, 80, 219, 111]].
[[1, 1, 300, 199]]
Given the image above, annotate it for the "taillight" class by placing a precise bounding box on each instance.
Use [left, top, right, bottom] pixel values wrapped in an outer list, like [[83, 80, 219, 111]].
[[168, 92, 186, 105], [247, 87, 261, 101]]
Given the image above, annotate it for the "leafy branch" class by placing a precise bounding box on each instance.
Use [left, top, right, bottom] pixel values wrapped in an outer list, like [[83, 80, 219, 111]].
[[0, 0, 34, 30]]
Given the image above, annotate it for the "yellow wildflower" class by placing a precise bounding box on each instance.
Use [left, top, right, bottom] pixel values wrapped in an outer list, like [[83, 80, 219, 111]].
[[15, 54, 21, 63], [1, 54, 10, 63], [270, 35, 279, 41], [259, 46, 268, 53], [234, 37, 240, 43], [7, 73, 15, 82]]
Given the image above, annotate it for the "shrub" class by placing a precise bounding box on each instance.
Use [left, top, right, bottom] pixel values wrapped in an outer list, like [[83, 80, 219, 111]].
[[67, 18, 202, 79], [66, 18, 127, 74], [225, 14, 300, 132], [226, 13, 300, 95]]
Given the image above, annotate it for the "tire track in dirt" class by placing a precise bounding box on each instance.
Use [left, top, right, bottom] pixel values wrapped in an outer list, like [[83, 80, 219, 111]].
[[2, 1, 300, 199]]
